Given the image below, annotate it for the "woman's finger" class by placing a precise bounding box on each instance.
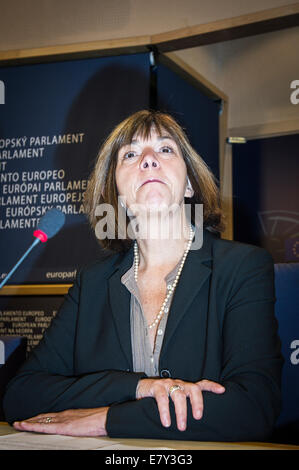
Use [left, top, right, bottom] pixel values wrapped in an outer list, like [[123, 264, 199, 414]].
[[152, 380, 187, 429], [196, 379, 225, 393], [154, 386, 171, 428], [13, 413, 57, 429], [13, 419, 59, 434], [169, 385, 187, 431], [188, 385, 204, 420]]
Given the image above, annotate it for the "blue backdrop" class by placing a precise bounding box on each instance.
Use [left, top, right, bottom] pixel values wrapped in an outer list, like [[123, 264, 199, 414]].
[[233, 134, 299, 263], [0, 53, 150, 284]]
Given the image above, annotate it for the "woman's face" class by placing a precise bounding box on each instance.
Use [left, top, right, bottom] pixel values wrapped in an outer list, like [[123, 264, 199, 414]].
[[115, 127, 193, 212]]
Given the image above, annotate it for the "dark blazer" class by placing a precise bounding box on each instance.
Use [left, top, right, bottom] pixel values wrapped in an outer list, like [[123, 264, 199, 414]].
[[3, 229, 283, 441]]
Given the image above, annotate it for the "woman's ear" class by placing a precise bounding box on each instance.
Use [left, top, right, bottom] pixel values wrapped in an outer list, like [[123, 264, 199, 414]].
[[184, 176, 194, 198]]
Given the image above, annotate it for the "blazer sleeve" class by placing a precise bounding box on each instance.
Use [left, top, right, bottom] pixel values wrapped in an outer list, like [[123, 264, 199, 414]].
[[3, 269, 146, 424], [105, 247, 283, 441]]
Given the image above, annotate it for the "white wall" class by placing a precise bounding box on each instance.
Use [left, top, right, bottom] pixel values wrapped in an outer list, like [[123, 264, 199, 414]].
[[0, 0, 294, 50], [176, 26, 299, 134]]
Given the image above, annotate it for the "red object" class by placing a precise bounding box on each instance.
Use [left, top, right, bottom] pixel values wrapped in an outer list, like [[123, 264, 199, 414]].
[[33, 229, 48, 243]]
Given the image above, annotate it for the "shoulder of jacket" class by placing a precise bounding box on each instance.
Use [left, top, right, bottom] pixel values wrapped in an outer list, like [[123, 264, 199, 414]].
[[210, 232, 273, 264], [77, 250, 127, 281]]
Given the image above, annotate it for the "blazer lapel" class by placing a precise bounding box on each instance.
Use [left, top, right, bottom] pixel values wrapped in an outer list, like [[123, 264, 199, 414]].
[[108, 247, 134, 369], [160, 228, 214, 358]]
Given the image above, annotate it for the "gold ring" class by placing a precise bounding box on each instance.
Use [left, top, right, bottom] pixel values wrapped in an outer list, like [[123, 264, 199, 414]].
[[168, 385, 184, 397]]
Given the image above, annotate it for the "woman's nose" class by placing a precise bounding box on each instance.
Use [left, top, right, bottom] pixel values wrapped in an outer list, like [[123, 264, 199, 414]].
[[140, 149, 160, 170]]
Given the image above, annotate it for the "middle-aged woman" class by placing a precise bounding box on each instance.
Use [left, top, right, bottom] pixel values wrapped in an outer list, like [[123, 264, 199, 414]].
[[4, 110, 283, 441]]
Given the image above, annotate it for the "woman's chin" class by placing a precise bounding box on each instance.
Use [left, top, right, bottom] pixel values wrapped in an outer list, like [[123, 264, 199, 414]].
[[127, 196, 179, 217], [141, 200, 170, 214]]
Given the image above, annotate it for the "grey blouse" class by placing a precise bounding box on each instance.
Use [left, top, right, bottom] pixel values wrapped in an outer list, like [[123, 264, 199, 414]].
[[121, 261, 180, 377]]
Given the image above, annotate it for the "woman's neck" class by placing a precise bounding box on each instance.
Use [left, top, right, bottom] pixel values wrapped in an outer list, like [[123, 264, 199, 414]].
[[133, 212, 191, 271]]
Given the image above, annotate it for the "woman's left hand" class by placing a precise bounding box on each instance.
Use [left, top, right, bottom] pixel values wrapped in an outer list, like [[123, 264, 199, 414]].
[[13, 407, 109, 436], [136, 378, 225, 431]]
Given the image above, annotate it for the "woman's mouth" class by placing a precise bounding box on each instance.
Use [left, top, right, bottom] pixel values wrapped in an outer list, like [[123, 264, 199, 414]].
[[139, 178, 165, 189]]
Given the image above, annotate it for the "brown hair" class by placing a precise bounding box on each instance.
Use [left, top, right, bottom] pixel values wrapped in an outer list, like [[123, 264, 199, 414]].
[[84, 110, 226, 252]]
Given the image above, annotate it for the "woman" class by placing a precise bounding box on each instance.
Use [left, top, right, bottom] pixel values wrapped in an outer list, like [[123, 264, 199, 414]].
[[4, 110, 282, 441]]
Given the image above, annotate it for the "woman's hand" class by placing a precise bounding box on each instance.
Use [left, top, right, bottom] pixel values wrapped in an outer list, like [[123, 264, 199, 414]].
[[136, 378, 225, 431], [13, 407, 109, 437]]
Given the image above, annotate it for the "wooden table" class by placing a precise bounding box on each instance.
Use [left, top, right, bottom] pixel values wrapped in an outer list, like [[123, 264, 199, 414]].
[[0, 422, 298, 450]]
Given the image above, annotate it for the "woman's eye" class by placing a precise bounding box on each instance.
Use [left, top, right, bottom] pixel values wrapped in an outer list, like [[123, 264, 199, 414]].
[[123, 151, 136, 159], [159, 146, 173, 153]]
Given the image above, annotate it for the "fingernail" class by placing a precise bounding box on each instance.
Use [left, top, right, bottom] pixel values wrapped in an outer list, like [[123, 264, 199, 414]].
[[13, 421, 22, 429], [179, 421, 186, 431], [163, 416, 170, 427]]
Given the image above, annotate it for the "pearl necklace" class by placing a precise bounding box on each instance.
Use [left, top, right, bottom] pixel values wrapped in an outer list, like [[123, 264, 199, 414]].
[[133, 225, 194, 329]]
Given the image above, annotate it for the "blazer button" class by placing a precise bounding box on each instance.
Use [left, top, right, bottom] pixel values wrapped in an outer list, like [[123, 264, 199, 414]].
[[160, 369, 171, 378]]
